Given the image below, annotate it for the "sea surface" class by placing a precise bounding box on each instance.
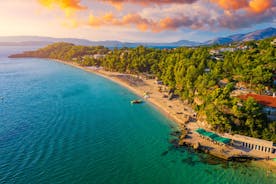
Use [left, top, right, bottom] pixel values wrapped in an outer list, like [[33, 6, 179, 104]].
[[0, 46, 275, 184]]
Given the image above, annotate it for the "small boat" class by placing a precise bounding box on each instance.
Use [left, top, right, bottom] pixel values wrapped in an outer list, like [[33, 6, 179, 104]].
[[131, 99, 143, 104]]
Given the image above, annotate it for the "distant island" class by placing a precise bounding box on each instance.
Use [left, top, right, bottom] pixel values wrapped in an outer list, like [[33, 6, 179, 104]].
[[10, 37, 276, 144]]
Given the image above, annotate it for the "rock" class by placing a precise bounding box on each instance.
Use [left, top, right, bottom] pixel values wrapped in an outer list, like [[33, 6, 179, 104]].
[[180, 134, 186, 140], [161, 150, 169, 156], [170, 131, 181, 137], [193, 142, 200, 150], [178, 140, 185, 146]]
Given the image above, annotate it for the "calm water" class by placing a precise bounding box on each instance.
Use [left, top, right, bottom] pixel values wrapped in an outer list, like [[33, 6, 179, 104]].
[[0, 47, 275, 184]]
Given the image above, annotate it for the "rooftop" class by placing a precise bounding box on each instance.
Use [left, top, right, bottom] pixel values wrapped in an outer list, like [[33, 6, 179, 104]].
[[195, 128, 231, 144], [238, 93, 276, 108]]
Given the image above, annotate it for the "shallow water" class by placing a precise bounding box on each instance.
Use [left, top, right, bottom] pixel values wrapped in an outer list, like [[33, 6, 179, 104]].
[[0, 47, 275, 184]]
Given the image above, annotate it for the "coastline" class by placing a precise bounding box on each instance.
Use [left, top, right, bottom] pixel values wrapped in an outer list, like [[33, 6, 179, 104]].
[[53, 59, 192, 127], [51, 59, 276, 173]]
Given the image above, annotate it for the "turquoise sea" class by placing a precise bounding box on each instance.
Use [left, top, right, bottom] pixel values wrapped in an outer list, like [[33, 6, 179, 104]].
[[0, 46, 275, 184]]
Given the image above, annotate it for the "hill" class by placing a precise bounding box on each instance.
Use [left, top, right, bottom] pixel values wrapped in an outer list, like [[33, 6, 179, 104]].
[[204, 27, 276, 45]]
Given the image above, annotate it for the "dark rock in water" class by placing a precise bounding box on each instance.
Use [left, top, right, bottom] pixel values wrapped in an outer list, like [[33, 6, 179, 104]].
[[170, 131, 181, 137], [169, 138, 179, 147], [204, 169, 213, 175], [202, 158, 222, 165], [220, 162, 230, 169], [168, 145, 175, 151], [199, 154, 226, 166], [168, 144, 182, 151], [174, 144, 180, 149], [181, 157, 196, 166], [169, 125, 174, 128], [186, 147, 196, 154], [178, 139, 186, 146], [161, 150, 169, 156], [229, 156, 253, 162]]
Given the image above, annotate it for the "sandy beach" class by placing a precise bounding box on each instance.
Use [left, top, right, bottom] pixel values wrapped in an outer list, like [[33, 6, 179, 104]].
[[53, 59, 276, 173]]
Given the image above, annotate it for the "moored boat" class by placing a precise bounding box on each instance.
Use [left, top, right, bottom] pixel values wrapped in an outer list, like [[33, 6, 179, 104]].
[[131, 99, 143, 104]]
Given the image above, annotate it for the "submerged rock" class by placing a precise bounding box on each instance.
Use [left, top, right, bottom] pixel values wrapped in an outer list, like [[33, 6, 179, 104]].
[[161, 150, 169, 156], [181, 157, 198, 166], [170, 131, 181, 137]]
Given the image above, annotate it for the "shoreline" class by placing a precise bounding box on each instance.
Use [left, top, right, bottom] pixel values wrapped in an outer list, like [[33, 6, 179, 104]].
[[54, 59, 189, 127], [51, 59, 276, 173]]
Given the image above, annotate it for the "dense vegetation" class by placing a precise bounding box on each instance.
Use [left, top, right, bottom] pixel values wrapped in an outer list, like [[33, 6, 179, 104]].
[[10, 38, 276, 142]]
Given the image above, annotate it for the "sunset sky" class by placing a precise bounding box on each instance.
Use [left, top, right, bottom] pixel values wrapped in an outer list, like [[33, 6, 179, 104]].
[[0, 0, 275, 42]]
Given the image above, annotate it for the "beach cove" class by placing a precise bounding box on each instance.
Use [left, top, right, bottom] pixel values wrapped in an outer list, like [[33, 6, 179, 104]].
[[53, 59, 276, 172], [0, 51, 275, 183]]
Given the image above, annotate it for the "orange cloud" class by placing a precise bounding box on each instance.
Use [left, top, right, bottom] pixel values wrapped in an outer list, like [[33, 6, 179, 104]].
[[38, 0, 276, 32], [211, 0, 248, 10], [249, 0, 272, 13], [211, 0, 273, 13], [99, 0, 198, 9], [88, 13, 152, 30], [38, 0, 87, 16], [87, 13, 205, 32]]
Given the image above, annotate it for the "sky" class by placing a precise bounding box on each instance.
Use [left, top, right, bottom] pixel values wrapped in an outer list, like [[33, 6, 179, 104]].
[[0, 0, 275, 42]]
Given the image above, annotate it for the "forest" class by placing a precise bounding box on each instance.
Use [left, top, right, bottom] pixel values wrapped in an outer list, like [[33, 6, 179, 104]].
[[9, 37, 276, 142]]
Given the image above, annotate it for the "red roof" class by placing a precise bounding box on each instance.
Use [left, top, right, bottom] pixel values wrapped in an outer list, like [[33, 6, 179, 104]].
[[238, 94, 276, 108]]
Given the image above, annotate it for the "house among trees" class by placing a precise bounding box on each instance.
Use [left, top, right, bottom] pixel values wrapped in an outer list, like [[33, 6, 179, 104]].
[[271, 38, 276, 46], [209, 49, 220, 55], [237, 45, 249, 50], [239, 93, 276, 120], [204, 68, 211, 73], [93, 54, 105, 59]]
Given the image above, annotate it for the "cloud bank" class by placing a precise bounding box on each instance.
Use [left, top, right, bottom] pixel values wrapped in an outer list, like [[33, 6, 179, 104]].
[[100, 0, 198, 6], [38, 0, 276, 31]]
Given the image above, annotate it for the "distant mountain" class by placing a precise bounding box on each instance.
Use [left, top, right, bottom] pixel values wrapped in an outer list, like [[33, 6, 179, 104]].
[[204, 27, 276, 45], [0, 41, 52, 46], [0, 36, 199, 48], [0, 27, 275, 47], [143, 40, 199, 47], [0, 36, 96, 46]]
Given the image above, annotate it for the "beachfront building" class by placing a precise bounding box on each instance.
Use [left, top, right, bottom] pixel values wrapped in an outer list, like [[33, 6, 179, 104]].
[[232, 134, 276, 154]]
